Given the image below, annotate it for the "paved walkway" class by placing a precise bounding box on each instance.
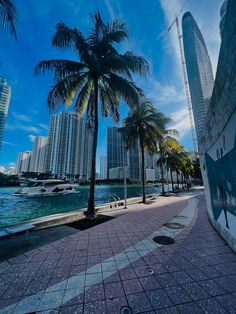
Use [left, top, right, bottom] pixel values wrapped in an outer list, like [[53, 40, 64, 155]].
[[0, 189, 236, 314]]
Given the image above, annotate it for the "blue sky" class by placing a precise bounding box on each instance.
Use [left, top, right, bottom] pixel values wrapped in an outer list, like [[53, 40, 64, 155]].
[[0, 0, 223, 170]]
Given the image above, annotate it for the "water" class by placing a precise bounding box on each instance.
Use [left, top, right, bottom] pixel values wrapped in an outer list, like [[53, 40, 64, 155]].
[[0, 184, 161, 227]]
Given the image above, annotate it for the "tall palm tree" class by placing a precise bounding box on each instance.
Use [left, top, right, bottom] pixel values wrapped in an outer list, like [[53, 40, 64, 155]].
[[157, 129, 179, 195], [122, 99, 169, 203], [35, 12, 149, 218], [0, 0, 17, 38]]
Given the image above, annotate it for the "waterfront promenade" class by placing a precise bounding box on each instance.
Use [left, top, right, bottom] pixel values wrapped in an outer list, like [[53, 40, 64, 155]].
[[0, 189, 236, 313]]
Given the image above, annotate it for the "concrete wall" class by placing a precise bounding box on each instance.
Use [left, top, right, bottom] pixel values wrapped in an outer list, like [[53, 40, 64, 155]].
[[199, 0, 236, 252]]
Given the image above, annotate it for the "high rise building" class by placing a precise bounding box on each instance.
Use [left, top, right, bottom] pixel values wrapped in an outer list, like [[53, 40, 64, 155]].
[[100, 155, 107, 179], [127, 140, 141, 181], [16, 151, 32, 175], [182, 12, 214, 142], [220, 0, 228, 39], [47, 111, 93, 180], [30, 136, 48, 173], [0, 77, 11, 149], [107, 127, 124, 179]]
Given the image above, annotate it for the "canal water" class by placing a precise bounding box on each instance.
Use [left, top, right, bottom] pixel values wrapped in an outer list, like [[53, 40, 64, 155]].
[[0, 184, 161, 227]]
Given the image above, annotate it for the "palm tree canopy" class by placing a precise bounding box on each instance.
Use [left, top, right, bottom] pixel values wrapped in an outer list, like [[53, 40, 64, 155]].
[[35, 12, 149, 123], [122, 99, 170, 153], [0, 0, 17, 38]]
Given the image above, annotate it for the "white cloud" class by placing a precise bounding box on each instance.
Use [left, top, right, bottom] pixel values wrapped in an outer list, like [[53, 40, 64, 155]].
[[28, 135, 36, 142], [37, 123, 48, 131], [170, 106, 191, 138], [6, 123, 41, 133], [144, 79, 185, 105], [12, 112, 32, 122], [104, 0, 115, 20], [2, 141, 15, 146]]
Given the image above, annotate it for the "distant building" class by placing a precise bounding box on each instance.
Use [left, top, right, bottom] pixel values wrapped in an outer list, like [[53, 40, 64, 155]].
[[0, 77, 11, 149], [182, 12, 214, 142], [109, 166, 130, 180], [16, 151, 32, 175], [30, 136, 48, 174], [5, 166, 16, 175], [100, 155, 107, 179], [127, 140, 141, 181], [146, 168, 155, 182], [46, 111, 93, 180], [107, 127, 124, 179]]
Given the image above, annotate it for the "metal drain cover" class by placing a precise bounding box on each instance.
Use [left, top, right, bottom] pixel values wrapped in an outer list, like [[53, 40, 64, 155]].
[[153, 235, 175, 245], [146, 268, 155, 274], [163, 222, 185, 229], [120, 306, 133, 314]]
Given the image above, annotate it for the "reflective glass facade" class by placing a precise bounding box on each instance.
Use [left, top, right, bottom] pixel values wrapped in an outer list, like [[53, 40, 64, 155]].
[[182, 12, 214, 142]]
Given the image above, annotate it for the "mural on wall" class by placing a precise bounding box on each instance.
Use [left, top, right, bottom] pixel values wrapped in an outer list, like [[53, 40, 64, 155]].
[[204, 111, 236, 238]]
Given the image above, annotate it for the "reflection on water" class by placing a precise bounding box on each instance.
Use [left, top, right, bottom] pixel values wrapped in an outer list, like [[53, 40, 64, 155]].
[[0, 185, 160, 227]]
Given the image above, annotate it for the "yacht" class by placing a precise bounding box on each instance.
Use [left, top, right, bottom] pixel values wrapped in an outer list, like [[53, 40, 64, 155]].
[[14, 179, 79, 197]]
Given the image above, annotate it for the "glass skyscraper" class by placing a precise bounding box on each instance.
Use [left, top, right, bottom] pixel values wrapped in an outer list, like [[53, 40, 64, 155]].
[[182, 12, 214, 142], [107, 127, 124, 179], [220, 0, 228, 39], [0, 77, 11, 149]]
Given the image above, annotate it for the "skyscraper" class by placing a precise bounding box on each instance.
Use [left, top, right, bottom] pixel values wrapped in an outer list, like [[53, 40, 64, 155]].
[[100, 155, 107, 179], [16, 151, 32, 175], [30, 136, 48, 173], [107, 127, 124, 179], [47, 111, 92, 180], [0, 77, 11, 149], [182, 12, 214, 142], [220, 1, 228, 39], [127, 140, 141, 181]]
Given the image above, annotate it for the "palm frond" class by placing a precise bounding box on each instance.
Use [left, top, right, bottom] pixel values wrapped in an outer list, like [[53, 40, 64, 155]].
[[47, 74, 87, 110], [52, 22, 89, 58], [0, 0, 17, 39], [103, 19, 128, 44], [74, 79, 93, 116], [105, 73, 142, 108], [34, 59, 86, 78], [121, 51, 150, 77]]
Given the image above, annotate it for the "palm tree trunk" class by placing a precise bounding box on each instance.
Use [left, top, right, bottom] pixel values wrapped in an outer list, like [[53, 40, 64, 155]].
[[177, 172, 179, 188], [181, 174, 184, 189], [87, 78, 99, 219], [160, 148, 165, 194], [140, 136, 146, 203], [170, 168, 174, 192]]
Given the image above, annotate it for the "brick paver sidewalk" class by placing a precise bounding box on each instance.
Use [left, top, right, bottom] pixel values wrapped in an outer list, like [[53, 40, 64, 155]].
[[0, 190, 236, 313]]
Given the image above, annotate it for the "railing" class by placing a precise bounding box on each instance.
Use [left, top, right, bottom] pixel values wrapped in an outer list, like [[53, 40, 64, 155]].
[[106, 194, 122, 208]]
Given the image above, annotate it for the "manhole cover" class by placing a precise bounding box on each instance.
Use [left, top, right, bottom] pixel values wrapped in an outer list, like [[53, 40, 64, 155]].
[[146, 268, 155, 274], [120, 306, 133, 314], [153, 236, 175, 245], [163, 222, 185, 229]]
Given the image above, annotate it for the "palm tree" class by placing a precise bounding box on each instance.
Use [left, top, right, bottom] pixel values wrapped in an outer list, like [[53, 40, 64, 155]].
[[35, 12, 149, 218], [122, 99, 169, 203], [157, 129, 179, 195], [0, 0, 17, 38]]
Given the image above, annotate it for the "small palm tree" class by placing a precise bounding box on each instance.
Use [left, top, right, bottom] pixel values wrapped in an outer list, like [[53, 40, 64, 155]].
[[157, 129, 179, 195], [0, 0, 17, 38], [122, 99, 169, 203], [35, 12, 149, 218]]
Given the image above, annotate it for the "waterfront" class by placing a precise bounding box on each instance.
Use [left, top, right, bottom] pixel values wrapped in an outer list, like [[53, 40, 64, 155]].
[[0, 184, 160, 227]]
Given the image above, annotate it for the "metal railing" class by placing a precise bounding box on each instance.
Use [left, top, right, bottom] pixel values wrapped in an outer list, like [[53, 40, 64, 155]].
[[106, 194, 122, 208]]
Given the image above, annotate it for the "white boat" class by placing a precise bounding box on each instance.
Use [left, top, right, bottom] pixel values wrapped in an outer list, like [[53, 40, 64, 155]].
[[14, 179, 79, 197]]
